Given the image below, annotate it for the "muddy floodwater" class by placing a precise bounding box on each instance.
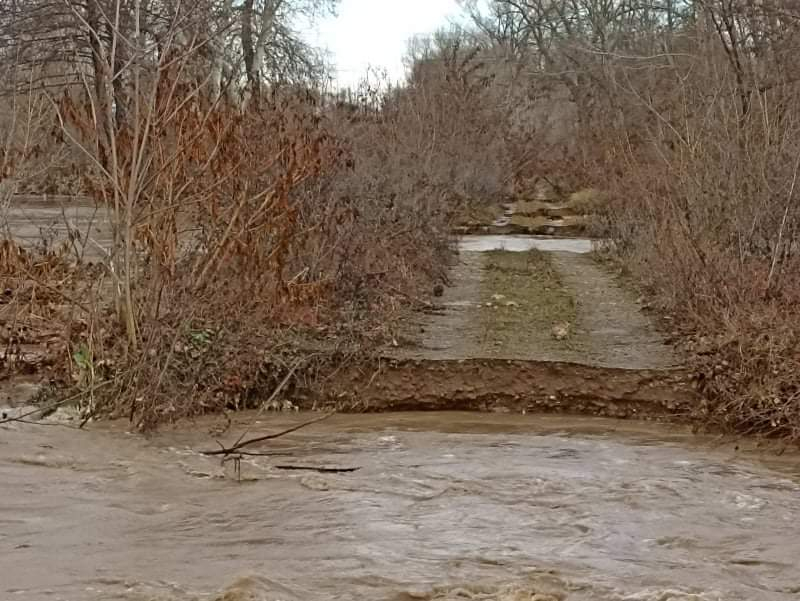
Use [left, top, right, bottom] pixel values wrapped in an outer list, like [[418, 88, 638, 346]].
[[457, 236, 594, 254], [2, 413, 799, 601]]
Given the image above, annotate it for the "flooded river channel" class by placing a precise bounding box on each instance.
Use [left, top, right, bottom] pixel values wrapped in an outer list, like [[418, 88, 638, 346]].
[[1, 413, 799, 601]]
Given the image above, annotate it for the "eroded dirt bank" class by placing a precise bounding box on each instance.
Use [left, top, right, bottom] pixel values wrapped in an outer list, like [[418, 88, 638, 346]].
[[0, 235, 694, 422], [0, 192, 684, 424], [315, 239, 691, 420], [305, 358, 695, 420]]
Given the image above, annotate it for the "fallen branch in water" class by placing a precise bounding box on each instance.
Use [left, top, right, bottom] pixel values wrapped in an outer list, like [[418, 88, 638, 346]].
[[222, 450, 296, 457], [228, 360, 304, 450], [201, 412, 335, 456], [274, 465, 360, 473]]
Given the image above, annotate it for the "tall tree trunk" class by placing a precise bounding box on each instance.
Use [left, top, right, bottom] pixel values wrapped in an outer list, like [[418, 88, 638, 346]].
[[209, 0, 234, 104], [241, 0, 259, 106], [86, 1, 111, 170]]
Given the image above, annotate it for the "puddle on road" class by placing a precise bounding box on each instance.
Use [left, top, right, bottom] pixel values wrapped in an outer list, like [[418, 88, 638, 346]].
[[458, 236, 595, 254], [2, 412, 799, 601], [3, 200, 596, 259]]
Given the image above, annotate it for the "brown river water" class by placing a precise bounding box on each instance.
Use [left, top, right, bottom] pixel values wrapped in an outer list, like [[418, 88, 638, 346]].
[[1, 412, 799, 601]]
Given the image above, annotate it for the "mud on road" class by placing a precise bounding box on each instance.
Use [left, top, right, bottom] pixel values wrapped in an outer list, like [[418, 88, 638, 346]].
[[323, 239, 692, 419], [0, 195, 691, 421], [391, 245, 677, 370]]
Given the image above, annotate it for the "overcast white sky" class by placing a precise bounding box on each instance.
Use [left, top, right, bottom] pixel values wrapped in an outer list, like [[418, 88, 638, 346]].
[[308, 0, 464, 89]]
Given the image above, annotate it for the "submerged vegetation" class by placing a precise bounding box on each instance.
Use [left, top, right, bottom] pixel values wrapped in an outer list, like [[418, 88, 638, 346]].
[[0, 0, 798, 440]]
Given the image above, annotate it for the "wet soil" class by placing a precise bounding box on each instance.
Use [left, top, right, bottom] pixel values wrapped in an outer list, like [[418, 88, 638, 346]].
[[392, 247, 677, 371], [392, 251, 485, 361], [0, 197, 686, 420], [0, 197, 794, 601], [318, 238, 692, 419], [548, 252, 679, 370], [311, 358, 694, 419], [478, 250, 578, 359]]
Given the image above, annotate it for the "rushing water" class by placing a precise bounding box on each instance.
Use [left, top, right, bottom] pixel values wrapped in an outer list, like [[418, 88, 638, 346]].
[[1, 412, 799, 601]]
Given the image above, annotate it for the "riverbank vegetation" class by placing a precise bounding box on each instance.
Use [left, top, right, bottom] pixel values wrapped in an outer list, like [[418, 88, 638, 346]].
[[0, 0, 798, 440], [457, 0, 800, 441], [0, 0, 507, 427]]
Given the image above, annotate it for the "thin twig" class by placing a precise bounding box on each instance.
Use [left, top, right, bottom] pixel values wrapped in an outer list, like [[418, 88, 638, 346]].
[[201, 412, 334, 456], [228, 357, 306, 450], [1, 417, 83, 429], [0, 380, 113, 426], [222, 450, 296, 457]]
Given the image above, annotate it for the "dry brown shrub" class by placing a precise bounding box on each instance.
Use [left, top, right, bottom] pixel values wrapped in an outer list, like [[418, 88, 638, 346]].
[[597, 86, 800, 440], [474, 1, 800, 441], [45, 54, 495, 427]]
